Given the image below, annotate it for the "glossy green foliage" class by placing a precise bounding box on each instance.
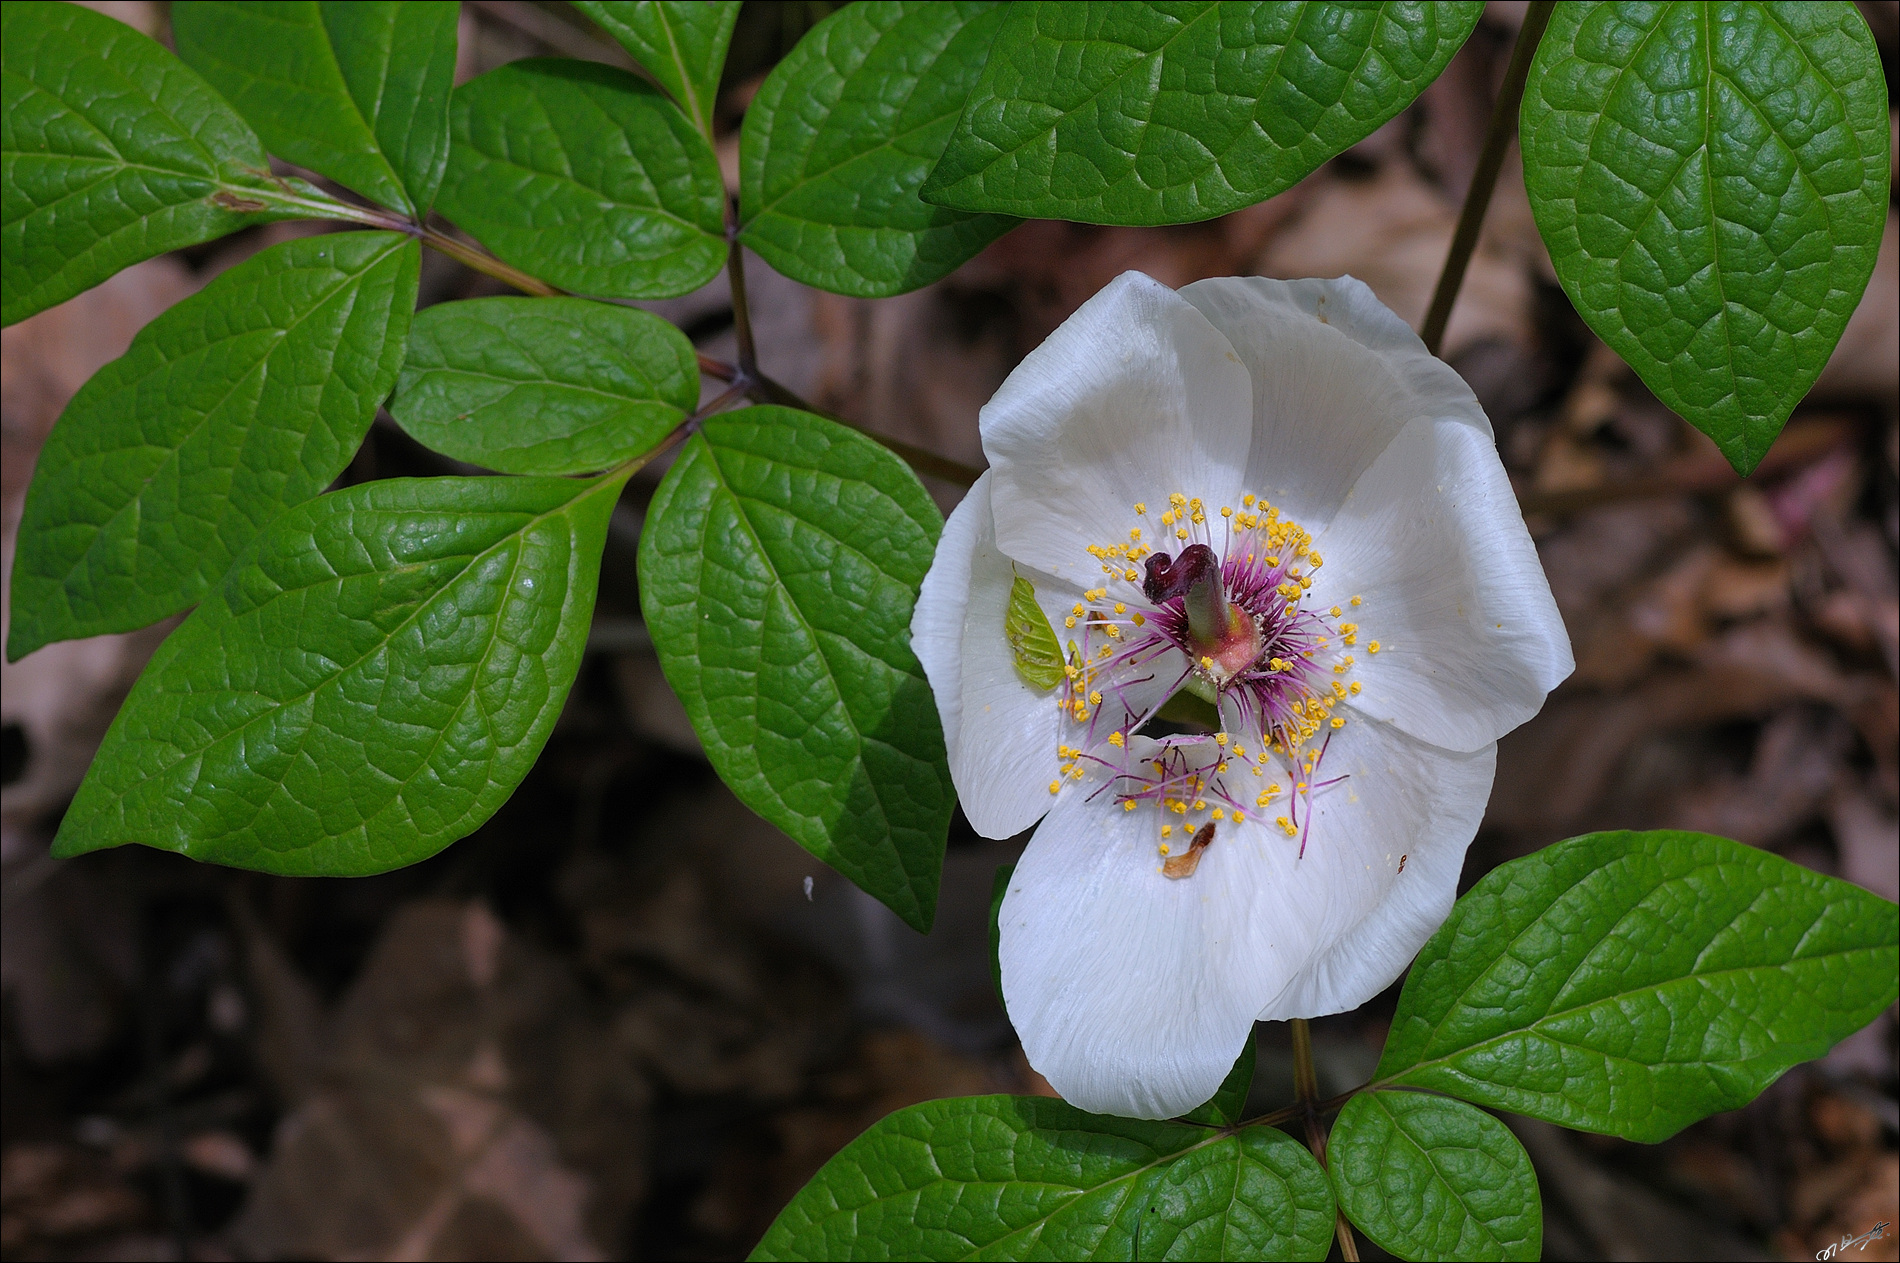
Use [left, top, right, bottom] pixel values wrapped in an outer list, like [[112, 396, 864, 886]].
[[1376, 830, 1900, 1143], [1004, 572, 1064, 689], [391, 297, 698, 475], [922, 1, 1484, 225], [574, 0, 741, 139], [640, 407, 952, 932], [438, 58, 725, 299], [172, 1, 458, 215], [51, 473, 625, 874], [1521, 1, 1889, 475], [8, 232, 419, 660], [1330, 1093, 1540, 1262], [738, 1, 1017, 298], [751, 1095, 1332, 1261], [1181, 1036, 1256, 1127], [0, 1, 323, 326], [1136, 1127, 1335, 1261]]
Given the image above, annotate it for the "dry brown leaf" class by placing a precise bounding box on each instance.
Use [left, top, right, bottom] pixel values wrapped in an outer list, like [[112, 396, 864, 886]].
[[230, 902, 648, 1259], [1252, 161, 1533, 360], [1831, 789, 1900, 903]]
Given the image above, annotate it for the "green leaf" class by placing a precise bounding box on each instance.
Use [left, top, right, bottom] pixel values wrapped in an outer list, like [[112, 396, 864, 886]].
[[737, 1, 1017, 298], [1521, 1, 1890, 475], [0, 0, 337, 326], [1135, 1126, 1335, 1261], [574, 0, 741, 139], [1329, 1092, 1540, 1262], [640, 406, 952, 933], [750, 1094, 1197, 1260], [390, 296, 698, 475], [8, 231, 419, 661], [50, 472, 626, 874], [921, 1, 1484, 225], [172, 1, 459, 215], [753, 1094, 1331, 1262], [1375, 830, 1900, 1143], [1180, 1036, 1256, 1128], [437, 58, 726, 300], [1003, 572, 1064, 690]]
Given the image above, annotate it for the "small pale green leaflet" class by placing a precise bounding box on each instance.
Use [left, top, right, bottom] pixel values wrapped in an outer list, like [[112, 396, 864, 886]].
[[1005, 572, 1065, 690]]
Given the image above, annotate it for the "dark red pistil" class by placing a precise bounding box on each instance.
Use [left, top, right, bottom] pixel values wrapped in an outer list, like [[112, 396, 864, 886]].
[[1142, 545, 1256, 668]]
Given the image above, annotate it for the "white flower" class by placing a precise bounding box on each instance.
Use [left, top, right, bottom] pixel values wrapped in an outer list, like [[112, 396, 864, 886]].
[[910, 272, 1573, 1120]]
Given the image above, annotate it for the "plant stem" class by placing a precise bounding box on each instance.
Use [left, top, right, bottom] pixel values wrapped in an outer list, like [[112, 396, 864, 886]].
[[1291, 1017, 1319, 1104], [1291, 1019, 1360, 1262], [727, 237, 760, 377], [1419, 0, 1555, 358], [418, 226, 564, 297], [684, 381, 752, 429], [358, 193, 984, 489]]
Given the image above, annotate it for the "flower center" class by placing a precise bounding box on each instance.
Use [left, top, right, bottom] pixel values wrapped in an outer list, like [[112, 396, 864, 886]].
[[1043, 489, 1385, 866], [1140, 544, 1262, 680]]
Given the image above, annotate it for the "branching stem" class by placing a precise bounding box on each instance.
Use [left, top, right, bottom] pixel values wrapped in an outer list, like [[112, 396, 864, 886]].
[[685, 381, 752, 430], [1291, 1019, 1360, 1262], [309, 179, 985, 487], [727, 235, 761, 377], [1419, 1, 1555, 358], [418, 225, 563, 297]]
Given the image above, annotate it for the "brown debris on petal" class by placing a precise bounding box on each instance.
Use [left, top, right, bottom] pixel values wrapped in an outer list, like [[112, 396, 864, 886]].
[[1162, 822, 1216, 879]]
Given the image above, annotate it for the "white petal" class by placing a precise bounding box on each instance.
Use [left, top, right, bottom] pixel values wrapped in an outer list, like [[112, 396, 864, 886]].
[[1313, 417, 1574, 753], [999, 736, 1285, 1119], [910, 474, 1084, 839], [1000, 720, 1495, 1117], [1255, 720, 1495, 1020], [1179, 276, 1491, 533], [981, 272, 1255, 583]]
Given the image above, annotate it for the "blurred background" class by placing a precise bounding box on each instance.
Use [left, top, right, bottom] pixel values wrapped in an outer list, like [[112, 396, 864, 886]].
[[3, 2, 1896, 1259]]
